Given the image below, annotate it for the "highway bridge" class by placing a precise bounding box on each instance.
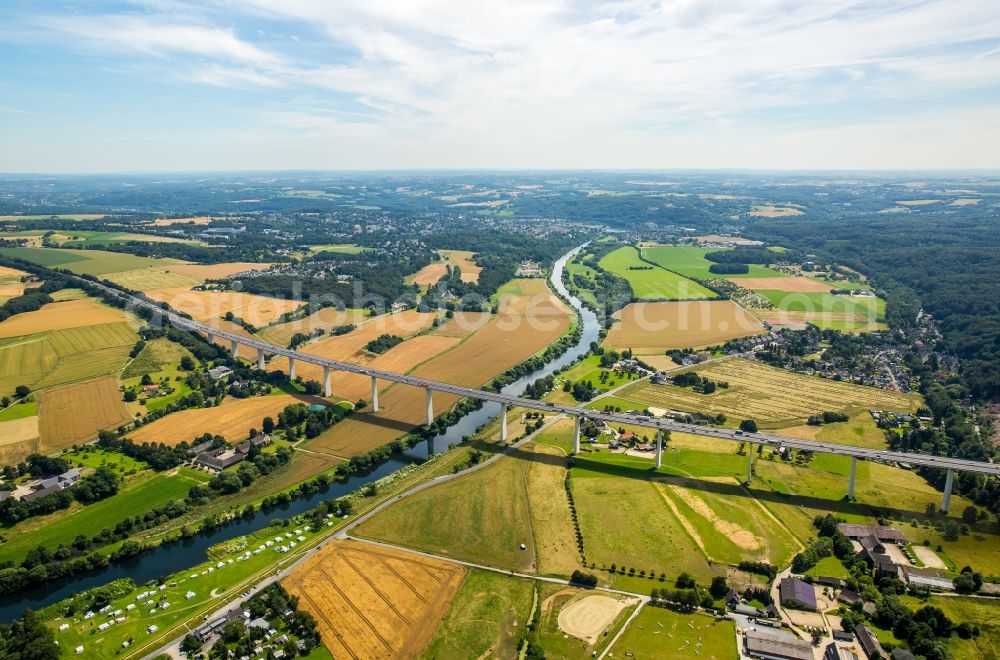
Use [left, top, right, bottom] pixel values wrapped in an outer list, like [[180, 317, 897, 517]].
[[90, 280, 998, 513]]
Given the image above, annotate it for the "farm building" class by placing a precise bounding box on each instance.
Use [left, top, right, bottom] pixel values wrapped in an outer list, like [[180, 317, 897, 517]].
[[854, 623, 887, 659], [837, 589, 862, 606], [208, 365, 233, 380], [837, 524, 906, 544], [825, 643, 862, 660], [779, 577, 817, 611], [744, 628, 813, 660], [195, 447, 244, 471], [901, 567, 954, 591], [0, 468, 81, 502]]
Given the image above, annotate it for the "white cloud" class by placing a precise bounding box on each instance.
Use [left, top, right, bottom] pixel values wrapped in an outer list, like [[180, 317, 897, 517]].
[[5, 0, 1000, 169]]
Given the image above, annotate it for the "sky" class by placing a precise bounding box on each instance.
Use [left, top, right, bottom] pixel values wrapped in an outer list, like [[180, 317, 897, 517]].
[[1, 0, 999, 172]]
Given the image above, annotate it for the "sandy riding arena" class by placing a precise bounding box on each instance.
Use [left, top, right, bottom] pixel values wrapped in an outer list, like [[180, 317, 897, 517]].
[[557, 594, 636, 644]]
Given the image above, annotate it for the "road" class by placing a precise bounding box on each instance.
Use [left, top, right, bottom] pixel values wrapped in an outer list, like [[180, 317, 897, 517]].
[[82, 277, 1000, 478]]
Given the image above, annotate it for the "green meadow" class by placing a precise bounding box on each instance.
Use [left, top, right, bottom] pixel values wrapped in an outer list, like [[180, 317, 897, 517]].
[[599, 246, 716, 299], [641, 245, 784, 280]]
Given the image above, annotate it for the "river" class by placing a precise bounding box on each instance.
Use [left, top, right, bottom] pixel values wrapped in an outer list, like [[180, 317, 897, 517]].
[[0, 244, 599, 621]]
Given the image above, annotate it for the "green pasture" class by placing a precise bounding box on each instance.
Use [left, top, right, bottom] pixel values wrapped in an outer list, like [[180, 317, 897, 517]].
[[64, 447, 149, 475], [423, 570, 534, 659], [0, 400, 37, 421], [757, 290, 885, 318], [309, 244, 366, 254], [0, 246, 183, 276], [598, 246, 716, 299], [640, 245, 783, 280], [609, 607, 737, 659], [0, 468, 208, 564]]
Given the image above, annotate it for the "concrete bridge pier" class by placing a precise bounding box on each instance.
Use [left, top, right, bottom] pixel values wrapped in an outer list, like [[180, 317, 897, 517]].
[[370, 376, 379, 412], [323, 366, 332, 397], [942, 468, 955, 513], [425, 388, 434, 426], [655, 431, 663, 470], [230, 339, 239, 358], [206, 331, 214, 344], [287, 356, 296, 380], [256, 348, 266, 370], [746, 445, 753, 485], [848, 456, 857, 500], [500, 403, 508, 442], [573, 415, 581, 455]]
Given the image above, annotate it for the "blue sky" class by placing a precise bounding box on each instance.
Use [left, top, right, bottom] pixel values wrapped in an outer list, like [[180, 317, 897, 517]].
[[1, 0, 999, 171]]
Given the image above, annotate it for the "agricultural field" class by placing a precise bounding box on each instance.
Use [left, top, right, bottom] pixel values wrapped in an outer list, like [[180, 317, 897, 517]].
[[257, 307, 370, 347], [619, 357, 917, 428], [64, 446, 148, 476], [309, 243, 365, 254], [609, 607, 737, 659], [430, 311, 490, 337], [0, 416, 40, 465], [407, 261, 449, 286], [37, 376, 132, 452], [437, 249, 482, 282], [284, 540, 466, 659], [121, 338, 194, 414], [0, 468, 208, 564], [272, 309, 438, 384], [150, 215, 213, 226], [104, 262, 272, 292], [748, 204, 805, 217], [423, 570, 534, 660], [44, 230, 197, 247], [753, 290, 886, 331], [0, 214, 106, 221], [901, 596, 1000, 660], [640, 245, 784, 280], [308, 284, 570, 457], [494, 278, 571, 317], [0, 297, 132, 338], [145, 288, 301, 326], [354, 442, 545, 572], [0, 246, 184, 275], [604, 300, 765, 352], [2, 322, 137, 392], [730, 276, 835, 293], [128, 393, 324, 446], [598, 246, 716, 300]]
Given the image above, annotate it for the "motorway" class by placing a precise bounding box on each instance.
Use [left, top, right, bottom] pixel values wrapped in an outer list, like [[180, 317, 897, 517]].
[[87, 278, 1000, 479]]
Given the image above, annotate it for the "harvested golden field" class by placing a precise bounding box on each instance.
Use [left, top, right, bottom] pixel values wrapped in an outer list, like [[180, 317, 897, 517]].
[[298, 334, 462, 401], [285, 540, 465, 660], [0, 299, 132, 338], [431, 311, 490, 337], [0, 266, 29, 279], [258, 307, 370, 347], [731, 276, 833, 293], [271, 310, 436, 372], [619, 357, 918, 428], [898, 199, 942, 206], [950, 198, 981, 206], [639, 354, 678, 371], [0, 282, 26, 301], [161, 262, 272, 281], [145, 288, 300, 326], [309, 290, 571, 457], [150, 216, 213, 226], [748, 205, 805, 217], [129, 394, 321, 446], [408, 261, 448, 286], [38, 377, 131, 452], [0, 417, 40, 464], [605, 300, 764, 352], [497, 278, 571, 317], [438, 249, 482, 282]]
